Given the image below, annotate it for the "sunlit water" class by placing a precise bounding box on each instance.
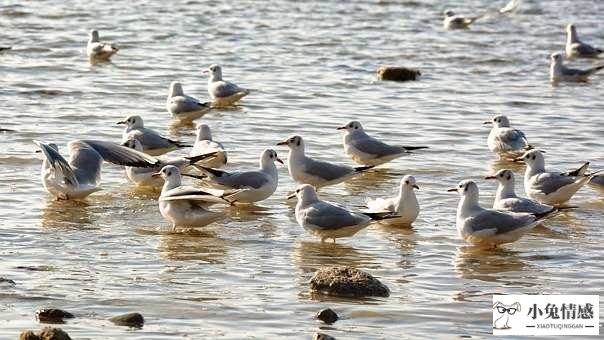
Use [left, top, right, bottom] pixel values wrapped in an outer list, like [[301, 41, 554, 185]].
[[1, 0, 603, 338]]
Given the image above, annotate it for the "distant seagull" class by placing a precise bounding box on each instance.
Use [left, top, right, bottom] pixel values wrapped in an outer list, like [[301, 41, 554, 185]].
[[0, 46, 12, 52], [190, 124, 227, 168], [192, 149, 282, 204], [166, 81, 211, 122], [515, 149, 598, 205], [122, 138, 217, 188], [565, 24, 602, 59], [34, 139, 159, 200], [366, 175, 420, 226], [289, 184, 394, 242], [485, 114, 531, 157], [485, 169, 557, 214], [277, 135, 373, 188], [118, 115, 191, 156], [204, 64, 250, 107], [550, 52, 604, 83], [337, 121, 428, 166], [443, 10, 482, 29], [448, 180, 555, 248], [86, 30, 118, 61], [154, 165, 229, 229], [588, 173, 604, 194], [499, 0, 521, 14]]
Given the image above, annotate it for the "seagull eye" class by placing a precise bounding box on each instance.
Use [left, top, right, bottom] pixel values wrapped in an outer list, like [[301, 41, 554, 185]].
[[405, 180, 409, 184], [459, 184, 462, 188], [167, 171, 171, 176]]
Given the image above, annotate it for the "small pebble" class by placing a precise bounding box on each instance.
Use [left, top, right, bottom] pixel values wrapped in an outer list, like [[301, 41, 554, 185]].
[[377, 66, 421, 82], [316, 308, 339, 324], [36, 309, 75, 323], [109, 312, 145, 328]]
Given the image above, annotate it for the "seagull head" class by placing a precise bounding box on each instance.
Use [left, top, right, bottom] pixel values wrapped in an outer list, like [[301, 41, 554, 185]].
[[484, 114, 511, 128], [515, 149, 545, 170], [261, 149, 284, 167], [485, 169, 514, 185], [121, 138, 144, 152], [89, 30, 100, 42], [204, 64, 223, 80], [152, 165, 181, 184], [550, 52, 563, 65], [401, 175, 419, 191], [196, 123, 213, 141], [566, 23, 576, 34], [288, 184, 318, 203], [337, 120, 364, 133], [443, 10, 455, 17], [117, 115, 144, 129], [276, 135, 304, 152], [447, 179, 479, 199], [169, 81, 184, 97]]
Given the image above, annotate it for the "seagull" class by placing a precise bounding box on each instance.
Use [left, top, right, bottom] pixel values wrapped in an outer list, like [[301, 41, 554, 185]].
[[122, 139, 217, 188], [514, 149, 597, 205], [277, 135, 373, 188], [288, 184, 394, 242], [166, 81, 211, 122], [550, 52, 604, 83], [154, 165, 229, 229], [589, 173, 604, 194], [484, 114, 531, 157], [565, 24, 602, 59], [118, 115, 191, 156], [443, 10, 481, 30], [191, 149, 283, 204], [485, 169, 557, 214], [34, 139, 160, 200], [86, 30, 118, 61], [447, 180, 555, 248], [203, 64, 250, 107], [499, 0, 520, 14], [190, 124, 227, 168], [366, 175, 420, 226], [337, 121, 428, 166]]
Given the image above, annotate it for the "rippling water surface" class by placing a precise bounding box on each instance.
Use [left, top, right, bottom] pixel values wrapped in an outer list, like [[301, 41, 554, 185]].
[[1, 0, 603, 338]]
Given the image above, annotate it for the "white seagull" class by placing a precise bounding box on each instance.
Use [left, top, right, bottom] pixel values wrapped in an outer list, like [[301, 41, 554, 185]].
[[192, 149, 282, 204], [337, 121, 428, 166], [448, 180, 555, 248], [485, 114, 531, 157], [166, 81, 211, 122], [154, 165, 229, 229], [485, 169, 557, 214], [443, 10, 481, 30], [204, 64, 250, 107], [366, 175, 420, 226], [565, 24, 602, 59], [277, 135, 373, 188], [515, 149, 597, 205], [34, 139, 160, 200], [550, 52, 604, 83], [122, 139, 217, 188], [86, 30, 118, 61], [288, 184, 394, 242], [190, 124, 227, 169], [118, 115, 191, 156]]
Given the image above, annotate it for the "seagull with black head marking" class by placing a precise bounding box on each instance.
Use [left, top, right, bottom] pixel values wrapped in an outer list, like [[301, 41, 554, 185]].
[[484, 114, 531, 157], [203, 64, 250, 107], [190, 124, 227, 168], [118, 115, 191, 156], [154, 165, 229, 229], [86, 30, 118, 61], [337, 121, 428, 166], [447, 180, 556, 248], [550, 52, 604, 83], [34, 139, 160, 200], [515, 149, 599, 205], [485, 169, 557, 215], [277, 135, 374, 188], [443, 10, 482, 29], [166, 81, 211, 122], [365, 175, 420, 226], [565, 23, 602, 59]]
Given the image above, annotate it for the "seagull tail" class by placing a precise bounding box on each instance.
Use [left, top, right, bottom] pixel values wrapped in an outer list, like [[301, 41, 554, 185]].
[[363, 212, 401, 221], [533, 207, 558, 222], [354, 165, 375, 173], [587, 64, 604, 75], [562, 162, 590, 177], [186, 151, 218, 165], [402, 146, 429, 151]]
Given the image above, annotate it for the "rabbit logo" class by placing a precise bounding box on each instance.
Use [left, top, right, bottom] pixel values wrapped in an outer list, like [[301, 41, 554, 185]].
[[493, 301, 521, 329]]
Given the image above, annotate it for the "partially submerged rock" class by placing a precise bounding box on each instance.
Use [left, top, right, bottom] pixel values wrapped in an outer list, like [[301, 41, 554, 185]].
[[109, 312, 145, 328], [310, 266, 390, 298], [19, 327, 72, 340], [313, 333, 336, 340], [377, 66, 421, 81], [36, 309, 74, 323], [316, 308, 339, 324]]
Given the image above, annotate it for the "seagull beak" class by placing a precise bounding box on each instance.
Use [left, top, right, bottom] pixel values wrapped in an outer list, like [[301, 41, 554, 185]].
[[336, 126, 346, 130], [286, 193, 296, 200], [483, 121, 492, 125], [484, 175, 496, 180], [413, 184, 420, 190], [276, 140, 288, 146], [276, 157, 284, 165], [116, 121, 126, 125], [151, 172, 162, 178], [202, 69, 209, 74], [447, 188, 458, 192]]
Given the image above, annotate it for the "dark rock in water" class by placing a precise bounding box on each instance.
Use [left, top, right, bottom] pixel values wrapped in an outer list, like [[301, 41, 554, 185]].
[[316, 308, 339, 324], [313, 333, 336, 340], [19, 327, 72, 340], [36, 308, 74, 323], [377, 66, 421, 81], [109, 312, 145, 328], [310, 266, 390, 298], [0, 277, 16, 285]]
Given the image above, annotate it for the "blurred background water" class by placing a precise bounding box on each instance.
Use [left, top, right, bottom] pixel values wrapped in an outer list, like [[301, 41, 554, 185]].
[[1, 0, 603, 338]]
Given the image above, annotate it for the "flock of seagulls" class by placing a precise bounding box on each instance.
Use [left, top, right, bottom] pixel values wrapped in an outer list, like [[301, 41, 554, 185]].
[[29, 5, 603, 249]]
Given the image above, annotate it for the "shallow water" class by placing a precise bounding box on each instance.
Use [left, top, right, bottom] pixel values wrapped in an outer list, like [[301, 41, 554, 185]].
[[1, 0, 603, 338]]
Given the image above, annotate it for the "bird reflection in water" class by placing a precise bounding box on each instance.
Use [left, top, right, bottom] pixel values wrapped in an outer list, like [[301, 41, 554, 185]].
[[292, 241, 375, 275], [154, 228, 228, 264], [41, 198, 96, 229]]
